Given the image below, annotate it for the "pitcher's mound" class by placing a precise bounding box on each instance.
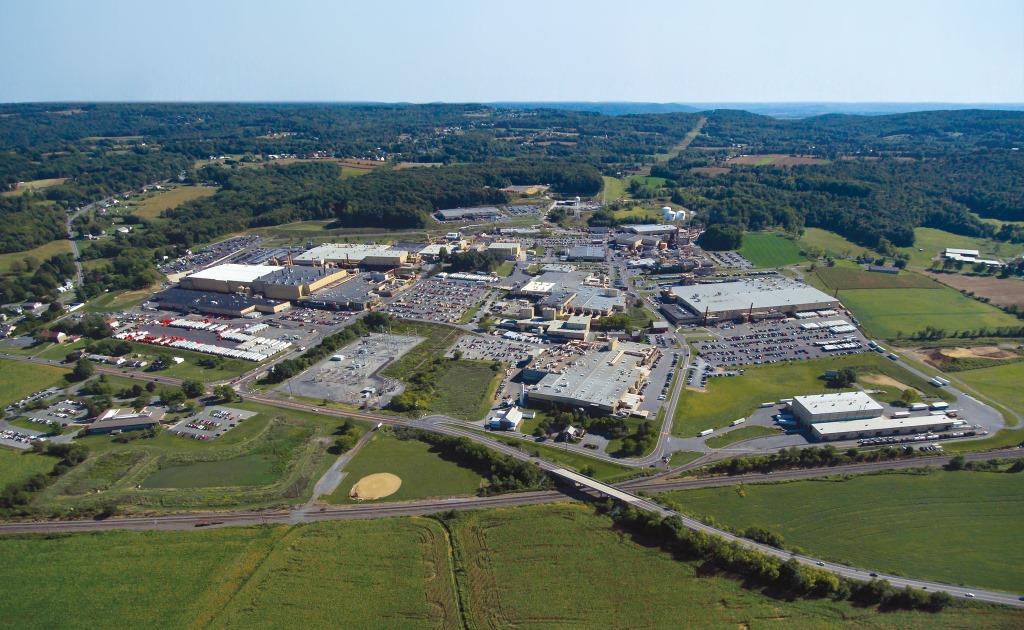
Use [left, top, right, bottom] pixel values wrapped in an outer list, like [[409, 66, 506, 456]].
[[349, 473, 402, 500]]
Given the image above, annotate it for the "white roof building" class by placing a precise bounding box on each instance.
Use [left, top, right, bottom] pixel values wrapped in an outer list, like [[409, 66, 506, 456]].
[[186, 263, 281, 284], [792, 391, 884, 424], [812, 415, 955, 441], [670, 278, 838, 319]]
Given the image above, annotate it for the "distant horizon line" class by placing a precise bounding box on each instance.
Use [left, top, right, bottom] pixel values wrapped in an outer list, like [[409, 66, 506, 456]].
[[2, 100, 1023, 105]]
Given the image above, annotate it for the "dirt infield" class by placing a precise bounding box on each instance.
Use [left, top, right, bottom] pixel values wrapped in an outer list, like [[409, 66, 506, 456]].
[[924, 272, 1024, 309], [727, 154, 829, 167], [349, 473, 402, 500], [860, 373, 913, 392]]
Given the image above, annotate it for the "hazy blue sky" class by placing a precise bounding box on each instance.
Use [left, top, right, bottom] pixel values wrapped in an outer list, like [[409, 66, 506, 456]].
[[2, 0, 1022, 103]]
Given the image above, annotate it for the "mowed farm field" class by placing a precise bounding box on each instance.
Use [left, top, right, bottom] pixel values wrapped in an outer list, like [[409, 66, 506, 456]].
[[839, 288, 1021, 339], [727, 154, 829, 166], [738, 232, 805, 267], [799, 227, 869, 258], [809, 264, 939, 291], [326, 433, 486, 504], [661, 470, 1024, 592], [925, 272, 1024, 310], [129, 185, 217, 219], [2, 504, 1020, 629], [0, 359, 69, 407]]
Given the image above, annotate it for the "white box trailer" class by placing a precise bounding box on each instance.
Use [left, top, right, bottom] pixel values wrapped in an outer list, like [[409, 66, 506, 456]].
[[892, 411, 910, 418], [731, 418, 746, 426], [930, 401, 949, 410], [698, 428, 714, 437], [910, 403, 928, 411]]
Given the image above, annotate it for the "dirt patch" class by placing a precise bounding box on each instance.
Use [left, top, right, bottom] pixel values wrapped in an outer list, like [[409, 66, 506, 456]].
[[349, 473, 402, 500], [924, 272, 1024, 309], [859, 373, 911, 391], [941, 346, 1017, 360]]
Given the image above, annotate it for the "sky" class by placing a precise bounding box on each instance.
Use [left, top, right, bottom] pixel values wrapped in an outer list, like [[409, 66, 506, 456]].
[[1, 0, 1022, 103]]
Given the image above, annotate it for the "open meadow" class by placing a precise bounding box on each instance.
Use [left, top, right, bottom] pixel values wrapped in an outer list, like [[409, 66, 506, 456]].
[[129, 185, 217, 219], [661, 470, 1024, 593], [727, 154, 829, 167], [2, 503, 1020, 628], [925, 272, 1024, 310], [0, 359, 69, 407], [808, 263, 939, 291], [838, 287, 1021, 339], [0, 239, 72, 273], [326, 432, 486, 503], [0, 449, 56, 486], [799, 227, 869, 259], [738, 232, 805, 267], [674, 353, 950, 436], [955, 362, 1024, 420]]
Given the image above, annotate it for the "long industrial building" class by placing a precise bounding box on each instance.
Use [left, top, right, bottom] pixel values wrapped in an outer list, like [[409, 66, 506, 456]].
[[528, 339, 656, 414], [791, 391, 884, 425], [293, 244, 409, 268], [669, 277, 839, 321], [811, 415, 956, 441]]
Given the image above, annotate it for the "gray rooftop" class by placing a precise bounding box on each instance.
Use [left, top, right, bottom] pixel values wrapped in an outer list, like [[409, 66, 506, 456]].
[[533, 342, 651, 409], [671, 278, 837, 314], [256, 266, 341, 286]]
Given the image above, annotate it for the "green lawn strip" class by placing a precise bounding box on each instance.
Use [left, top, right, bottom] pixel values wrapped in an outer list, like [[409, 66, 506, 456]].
[[659, 470, 1024, 592], [674, 353, 951, 437], [425, 359, 503, 420], [326, 432, 486, 503], [82, 287, 158, 313], [0, 359, 70, 407], [668, 450, 703, 467], [738, 232, 805, 267], [943, 427, 1024, 453], [839, 287, 1022, 339], [704, 425, 780, 449], [0, 448, 57, 486]]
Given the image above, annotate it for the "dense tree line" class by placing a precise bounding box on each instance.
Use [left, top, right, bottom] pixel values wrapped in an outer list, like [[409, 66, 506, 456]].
[[0, 442, 89, 512], [0, 252, 76, 304], [602, 502, 952, 612]]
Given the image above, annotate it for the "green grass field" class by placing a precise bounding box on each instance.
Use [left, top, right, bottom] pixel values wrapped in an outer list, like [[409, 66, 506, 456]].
[[1, 503, 1020, 628], [810, 263, 939, 291], [674, 353, 949, 436], [738, 232, 805, 267], [141, 453, 279, 488], [0, 239, 73, 273], [446, 503, 1016, 629], [799, 227, 871, 259], [0, 359, 69, 407], [0, 449, 56, 486], [83, 287, 157, 313], [129, 185, 217, 219], [426, 359, 502, 420], [661, 470, 1024, 592], [956, 361, 1024, 420], [327, 432, 486, 503], [0, 177, 67, 196], [899, 227, 1024, 269], [114, 341, 257, 381], [704, 425, 780, 448], [839, 287, 1021, 339]]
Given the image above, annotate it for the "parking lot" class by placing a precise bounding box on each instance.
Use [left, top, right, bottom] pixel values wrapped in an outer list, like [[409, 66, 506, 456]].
[[277, 333, 422, 406], [21, 400, 88, 427], [694, 315, 868, 369], [445, 333, 545, 363], [707, 250, 753, 269], [170, 405, 257, 440], [380, 277, 491, 324], [159, 235, 262, 274]]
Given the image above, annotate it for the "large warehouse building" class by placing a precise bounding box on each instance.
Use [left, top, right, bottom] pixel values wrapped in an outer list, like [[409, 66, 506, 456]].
[[669, 277, 839, 321], [529, 339, 656, 414], [791, 391, 884, 425], [811, 415, 956, 442], [293, 244, 409, 268], [181, 264, 282, 294]]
